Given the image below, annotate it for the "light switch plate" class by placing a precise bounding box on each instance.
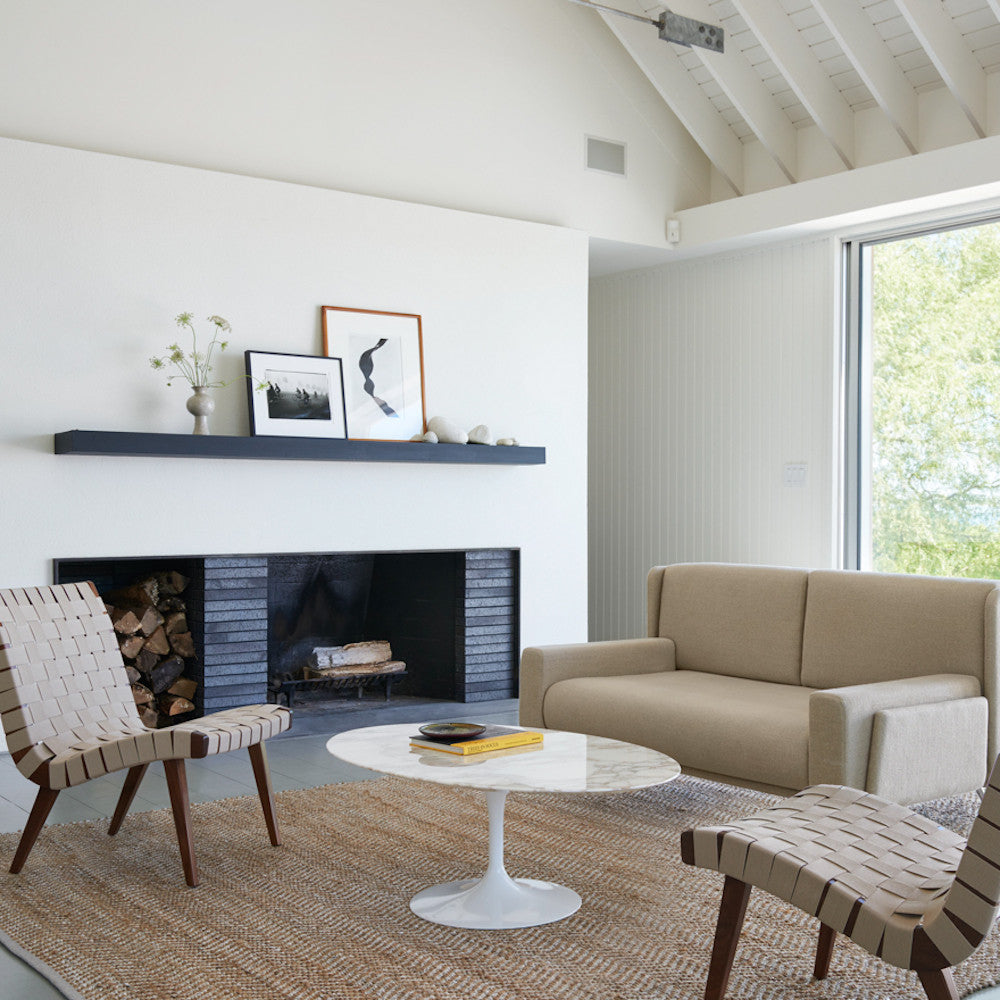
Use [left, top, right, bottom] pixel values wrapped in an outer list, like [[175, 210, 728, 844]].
[[783, 462, 808, 487]]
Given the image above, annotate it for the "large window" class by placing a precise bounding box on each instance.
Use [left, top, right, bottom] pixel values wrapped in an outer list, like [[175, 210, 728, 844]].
[[845, 219, 1000, 577]]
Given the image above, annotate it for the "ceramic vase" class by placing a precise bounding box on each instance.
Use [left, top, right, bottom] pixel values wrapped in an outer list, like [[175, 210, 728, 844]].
[[186, 385, 215, 435]]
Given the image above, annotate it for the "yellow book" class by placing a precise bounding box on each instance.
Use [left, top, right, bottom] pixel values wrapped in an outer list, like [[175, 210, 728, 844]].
[[409, 725, 543, 755]]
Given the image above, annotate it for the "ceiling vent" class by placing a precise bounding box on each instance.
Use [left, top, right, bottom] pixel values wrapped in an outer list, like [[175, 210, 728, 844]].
[[586, 136, 627, 176]]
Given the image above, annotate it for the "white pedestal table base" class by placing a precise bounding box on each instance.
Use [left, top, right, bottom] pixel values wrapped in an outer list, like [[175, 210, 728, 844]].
[[409, 788, 582, 929]]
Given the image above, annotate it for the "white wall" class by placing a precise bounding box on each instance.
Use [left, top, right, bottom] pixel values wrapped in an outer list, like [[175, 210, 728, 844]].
[[588, 238, 838, 640], [0, 138, 589, 651], [0, 0, 709, 250]]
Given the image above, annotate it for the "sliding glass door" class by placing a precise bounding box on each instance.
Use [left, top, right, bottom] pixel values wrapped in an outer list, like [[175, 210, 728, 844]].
[[845, 219, 1000, 577]]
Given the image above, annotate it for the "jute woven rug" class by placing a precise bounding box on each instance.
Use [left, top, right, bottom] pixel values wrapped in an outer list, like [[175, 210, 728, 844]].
[[0, 774, 996, 1000]]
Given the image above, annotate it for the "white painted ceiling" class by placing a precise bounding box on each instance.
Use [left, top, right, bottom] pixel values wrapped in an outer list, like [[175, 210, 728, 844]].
[[687, 0, 1000, 136], [597, 0, 1000, 198]]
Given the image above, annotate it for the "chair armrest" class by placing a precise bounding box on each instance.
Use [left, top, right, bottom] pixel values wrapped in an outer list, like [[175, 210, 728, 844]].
[[519, 637, 675, 728], [169, 704, 292, 758], [808, 673, 981, 790]]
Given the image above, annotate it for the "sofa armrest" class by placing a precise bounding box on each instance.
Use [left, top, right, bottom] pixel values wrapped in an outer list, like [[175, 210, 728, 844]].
[[808, 673, 982, 791], [867, 698, 988, 802], [518, 638, 676, 728]]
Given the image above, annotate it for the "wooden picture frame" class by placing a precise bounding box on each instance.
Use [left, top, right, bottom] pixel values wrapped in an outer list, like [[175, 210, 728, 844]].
[[321, 306, 427, 441], [244, 351, 348, 439]]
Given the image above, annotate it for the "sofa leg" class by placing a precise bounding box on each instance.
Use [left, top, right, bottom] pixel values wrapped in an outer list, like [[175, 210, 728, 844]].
[[705, 876, 752, 1000], [814, 923, 836, 979]]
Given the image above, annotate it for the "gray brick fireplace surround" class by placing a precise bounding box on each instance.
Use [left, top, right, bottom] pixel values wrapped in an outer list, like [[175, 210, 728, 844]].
[[54, 549, 520, 715]]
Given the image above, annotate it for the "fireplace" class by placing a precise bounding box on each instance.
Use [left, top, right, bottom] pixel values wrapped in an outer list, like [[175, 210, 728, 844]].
[[53, 549, 520, 716]]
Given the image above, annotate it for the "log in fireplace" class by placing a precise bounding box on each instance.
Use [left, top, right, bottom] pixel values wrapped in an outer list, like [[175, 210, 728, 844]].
[[54, 549, 520, 716]]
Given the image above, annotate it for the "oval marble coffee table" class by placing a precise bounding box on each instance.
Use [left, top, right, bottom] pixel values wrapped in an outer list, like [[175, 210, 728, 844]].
[[326, 723, 681, 929]]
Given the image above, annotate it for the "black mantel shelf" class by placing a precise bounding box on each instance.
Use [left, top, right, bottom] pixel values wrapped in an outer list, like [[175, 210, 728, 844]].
[[54, 430, 546, 466]]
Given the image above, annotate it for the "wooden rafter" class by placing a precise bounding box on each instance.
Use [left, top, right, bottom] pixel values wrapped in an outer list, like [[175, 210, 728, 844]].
[[729, 0, 853, 169], [597, 6, 745, 194], [809, 0, 919, 155], [669, 0, 798, 183], [893, 0, 987, 139]]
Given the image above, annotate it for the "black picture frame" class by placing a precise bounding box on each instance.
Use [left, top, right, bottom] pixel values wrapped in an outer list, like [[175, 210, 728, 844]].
[[244, 351, 348, 438]]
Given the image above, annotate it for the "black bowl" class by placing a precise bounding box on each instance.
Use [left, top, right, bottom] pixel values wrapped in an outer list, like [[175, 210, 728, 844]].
[[417, 722, 486, 740]]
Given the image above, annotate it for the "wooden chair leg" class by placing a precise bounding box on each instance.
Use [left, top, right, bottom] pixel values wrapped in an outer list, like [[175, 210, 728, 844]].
[[814, 923, 836, 980], [108, 763, 149, 835], [163, 759, 199, 888], [917, 968, 959, 1000], [705, 876, 753, 1000], [9, 786, 60, 874], [248, 742, 281, 847]]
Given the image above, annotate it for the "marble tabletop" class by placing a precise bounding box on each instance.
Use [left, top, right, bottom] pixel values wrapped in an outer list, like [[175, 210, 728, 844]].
[[326, 723, 682, 794]]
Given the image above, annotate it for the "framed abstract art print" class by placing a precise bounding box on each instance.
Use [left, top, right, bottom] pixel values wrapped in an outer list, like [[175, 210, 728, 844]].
[[321, 306, 427, 441]]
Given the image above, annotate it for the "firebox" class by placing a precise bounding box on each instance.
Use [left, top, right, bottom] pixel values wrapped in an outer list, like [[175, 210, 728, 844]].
[[54, 549, 520, 716]]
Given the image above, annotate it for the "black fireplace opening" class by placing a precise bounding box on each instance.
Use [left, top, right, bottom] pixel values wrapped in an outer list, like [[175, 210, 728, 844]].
[[54, 548, 520, 716], [268, 551, 465, 699]]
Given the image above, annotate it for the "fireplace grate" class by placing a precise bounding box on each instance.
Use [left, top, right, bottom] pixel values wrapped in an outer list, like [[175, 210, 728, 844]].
[[269, 669, 407, 708]]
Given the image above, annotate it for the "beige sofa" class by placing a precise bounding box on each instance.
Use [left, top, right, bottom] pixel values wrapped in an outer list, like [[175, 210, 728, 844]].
[[520, 563, 1000, 803]]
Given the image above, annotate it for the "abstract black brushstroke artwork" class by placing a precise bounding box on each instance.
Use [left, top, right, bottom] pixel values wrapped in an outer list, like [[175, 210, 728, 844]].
[[322, 306, 426, 441], [358, 338, 399, 418]]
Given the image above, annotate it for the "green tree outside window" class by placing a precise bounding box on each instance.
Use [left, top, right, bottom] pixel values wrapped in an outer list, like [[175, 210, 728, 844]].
[[871, 223, 1000, 578]]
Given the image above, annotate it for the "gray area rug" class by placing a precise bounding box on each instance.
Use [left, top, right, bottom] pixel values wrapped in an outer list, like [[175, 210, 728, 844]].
[[0, 774, 992, 1000]]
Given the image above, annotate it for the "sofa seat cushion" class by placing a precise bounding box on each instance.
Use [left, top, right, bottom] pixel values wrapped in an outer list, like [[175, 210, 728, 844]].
[[543, 668, 814, 791]]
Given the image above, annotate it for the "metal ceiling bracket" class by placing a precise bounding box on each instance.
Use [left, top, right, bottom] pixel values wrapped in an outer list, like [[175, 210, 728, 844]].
[[659, 10, 724, 52], [566, 0, 725, 53]]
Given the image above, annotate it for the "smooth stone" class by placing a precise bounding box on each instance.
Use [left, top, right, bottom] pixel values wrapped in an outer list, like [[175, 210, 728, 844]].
[[427, 416, 468, 444], [422, 431, 439, 443], [468, 424, 493, 445], [496, 437, 519, 446]]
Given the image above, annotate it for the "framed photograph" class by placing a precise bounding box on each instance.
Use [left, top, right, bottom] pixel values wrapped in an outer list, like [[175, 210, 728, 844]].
[[244, 351, 348, 439], [321, 306, 426, 441]]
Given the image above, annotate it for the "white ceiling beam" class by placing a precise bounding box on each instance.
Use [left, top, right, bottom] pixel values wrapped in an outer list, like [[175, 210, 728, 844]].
[[668, 0, 798, 183], [811, 0, 919, 155], [729, 0, 854, 169], [892, 0, 987, 139], [988, 0, 1000, 24], [597, 9, 745, 194]]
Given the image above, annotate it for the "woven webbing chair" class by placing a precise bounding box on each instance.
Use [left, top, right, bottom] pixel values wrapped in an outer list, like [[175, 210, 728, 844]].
[[681, 757, 1000, 1000], [0, 582, 292, 887]]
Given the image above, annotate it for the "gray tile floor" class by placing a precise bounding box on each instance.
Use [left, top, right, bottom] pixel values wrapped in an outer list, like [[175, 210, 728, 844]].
[[2, 697, 998, 999]]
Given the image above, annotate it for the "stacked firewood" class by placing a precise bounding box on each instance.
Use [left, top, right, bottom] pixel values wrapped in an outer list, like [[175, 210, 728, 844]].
[[306, 640, 405, 678], [104, 571, 200, 729]]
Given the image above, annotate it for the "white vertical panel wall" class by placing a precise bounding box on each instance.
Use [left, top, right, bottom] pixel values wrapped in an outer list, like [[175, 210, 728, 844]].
[[589, 238, 840, 640]]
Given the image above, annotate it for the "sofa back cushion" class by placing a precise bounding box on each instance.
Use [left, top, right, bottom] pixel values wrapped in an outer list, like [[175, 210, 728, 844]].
[[651, 563, 808, 685], [800, 569, 996, 689]]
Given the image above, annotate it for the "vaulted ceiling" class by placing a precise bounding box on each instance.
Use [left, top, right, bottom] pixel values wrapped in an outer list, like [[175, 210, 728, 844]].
[[597, 0, 1000, 199]]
